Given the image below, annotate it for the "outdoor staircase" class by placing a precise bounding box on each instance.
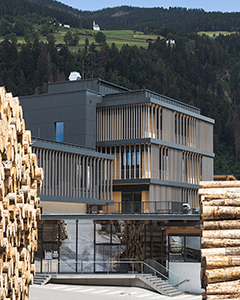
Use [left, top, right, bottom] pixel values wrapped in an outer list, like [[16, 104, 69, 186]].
[[138, 274, 182, 297], [33, 273, 51, 285]]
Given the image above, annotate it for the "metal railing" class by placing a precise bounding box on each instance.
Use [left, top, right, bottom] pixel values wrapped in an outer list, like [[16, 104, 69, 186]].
[[88, 201, 199, 215], [42, 259, 179, 290]]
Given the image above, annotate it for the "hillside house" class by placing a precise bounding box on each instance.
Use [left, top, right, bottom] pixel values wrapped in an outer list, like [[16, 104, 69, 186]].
[[166, 38, 176, 45]]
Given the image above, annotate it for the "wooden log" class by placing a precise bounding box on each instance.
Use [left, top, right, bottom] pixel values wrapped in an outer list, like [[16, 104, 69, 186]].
[[16, 193, 24, 204], [202, 206, 240, 220], [202, 238, 240, 248], [34, 167, 43, 181], [8, 193, 16, 205], [0, 238, 8, 253], [201, 199, 240, 206], [200, 193, 240, 199], [203, 256, 240, 269], [199, 188, 240, 195], [200, 181, 240, 188], [202, 220, 240, 230], [201, 247, 240, 257], [206, 279, 240, 294], [202, 229, 240, 239], [199, 193, 240, 202], [0, 181, 4, 201], [8, 205, 16, 221], [206, 295, 240, 300], [20, 186, 29, 199], [4, 160, 13, 178]]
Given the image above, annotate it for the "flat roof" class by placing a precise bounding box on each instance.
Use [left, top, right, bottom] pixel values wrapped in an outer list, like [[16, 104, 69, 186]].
[[32, 137, 114, 160], [48, 78, 130, 92], [100, 90, 214, 124]]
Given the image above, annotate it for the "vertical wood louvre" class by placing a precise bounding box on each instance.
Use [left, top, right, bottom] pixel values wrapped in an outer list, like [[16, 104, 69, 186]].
[[32, 147, 112, 202]]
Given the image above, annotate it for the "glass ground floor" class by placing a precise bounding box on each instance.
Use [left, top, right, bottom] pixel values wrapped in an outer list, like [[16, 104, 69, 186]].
[[35, 218, 200, 274]]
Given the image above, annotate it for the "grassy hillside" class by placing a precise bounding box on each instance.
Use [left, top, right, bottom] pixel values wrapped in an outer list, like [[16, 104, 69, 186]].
[[54, 28, 163, 49], [0, 26, 163, 50], [1, 24, 236, 52]]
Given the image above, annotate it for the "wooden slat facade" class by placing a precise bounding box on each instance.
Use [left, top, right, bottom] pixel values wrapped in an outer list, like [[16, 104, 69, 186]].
[[97, 98, 214, 210], [32, 146, 113, 202]]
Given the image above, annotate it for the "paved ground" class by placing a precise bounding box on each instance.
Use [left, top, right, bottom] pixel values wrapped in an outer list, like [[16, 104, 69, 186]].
[[29, 284, 202, 300]]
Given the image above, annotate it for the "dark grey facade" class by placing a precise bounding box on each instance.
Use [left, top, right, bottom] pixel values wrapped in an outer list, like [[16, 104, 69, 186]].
[[21, 89, 102, 149], [21, 79, 128, 149]]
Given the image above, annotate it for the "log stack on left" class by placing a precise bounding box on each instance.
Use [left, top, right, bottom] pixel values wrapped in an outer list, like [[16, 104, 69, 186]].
[[0, 87, 43, 300]]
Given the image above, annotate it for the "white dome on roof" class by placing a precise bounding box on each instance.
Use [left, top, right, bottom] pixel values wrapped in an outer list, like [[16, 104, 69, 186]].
[[69, 71, 81, 81]]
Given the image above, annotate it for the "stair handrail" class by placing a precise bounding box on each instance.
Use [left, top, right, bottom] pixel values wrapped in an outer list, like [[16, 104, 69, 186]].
[[146, 258, 180, 279], [178, 279, 190, 286], [43, 259, 169, 279], [141, 261, 168, 281], [145, 259, 179, 289]]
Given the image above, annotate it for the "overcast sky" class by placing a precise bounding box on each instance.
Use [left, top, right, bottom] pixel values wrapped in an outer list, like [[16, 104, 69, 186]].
[[59, 0, 240, 12]]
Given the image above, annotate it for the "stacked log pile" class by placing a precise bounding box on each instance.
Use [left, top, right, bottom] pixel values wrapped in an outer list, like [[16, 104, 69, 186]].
[[200, 181, 240, 300], [121, 221, 145, 262], [120, 221, 166, 263], [0, 87, 43, 299]]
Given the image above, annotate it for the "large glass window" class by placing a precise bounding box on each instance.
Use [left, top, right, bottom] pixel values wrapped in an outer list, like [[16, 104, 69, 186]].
[[55, 122, 64, 142]]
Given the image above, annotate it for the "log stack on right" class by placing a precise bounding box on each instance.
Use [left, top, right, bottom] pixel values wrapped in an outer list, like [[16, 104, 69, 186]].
[[200, 181, 240, 300]]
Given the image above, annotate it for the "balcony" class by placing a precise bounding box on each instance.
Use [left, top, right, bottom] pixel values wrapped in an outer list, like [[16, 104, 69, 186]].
[[88, 201, 199, 215]]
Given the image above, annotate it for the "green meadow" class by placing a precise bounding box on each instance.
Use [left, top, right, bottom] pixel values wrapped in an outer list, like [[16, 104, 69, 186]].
[[0, 27, 163, 51], [1, 26, 237, 51]]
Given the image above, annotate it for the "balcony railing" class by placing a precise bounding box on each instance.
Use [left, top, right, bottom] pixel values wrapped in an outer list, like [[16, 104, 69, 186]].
[[87, 201, 199, 215]]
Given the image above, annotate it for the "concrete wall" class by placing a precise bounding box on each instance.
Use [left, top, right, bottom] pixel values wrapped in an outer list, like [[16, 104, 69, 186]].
[[169, 262, 204, 294], [49, 274, 159, 293]]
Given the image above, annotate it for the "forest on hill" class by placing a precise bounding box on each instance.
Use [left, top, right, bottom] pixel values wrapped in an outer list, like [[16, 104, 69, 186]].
[[29, 0, 240, 32], [84, 6, 240, 32], [0, 0, 91, 28], [0, 0, 240, 177]]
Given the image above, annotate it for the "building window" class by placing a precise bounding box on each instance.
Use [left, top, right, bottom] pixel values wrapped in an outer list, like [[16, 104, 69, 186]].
[[182, 153, 185, 182], [55, 122, 64, 142], [122, 191, 141, 213], [168, 236, 201, 263], [159, 147, 168, 180], [165, 148, 168, 180]]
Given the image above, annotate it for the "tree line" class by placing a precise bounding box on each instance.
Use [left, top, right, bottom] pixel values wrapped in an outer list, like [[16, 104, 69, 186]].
[[1, 0, 240, 33], [89, 6, 240, 32]]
